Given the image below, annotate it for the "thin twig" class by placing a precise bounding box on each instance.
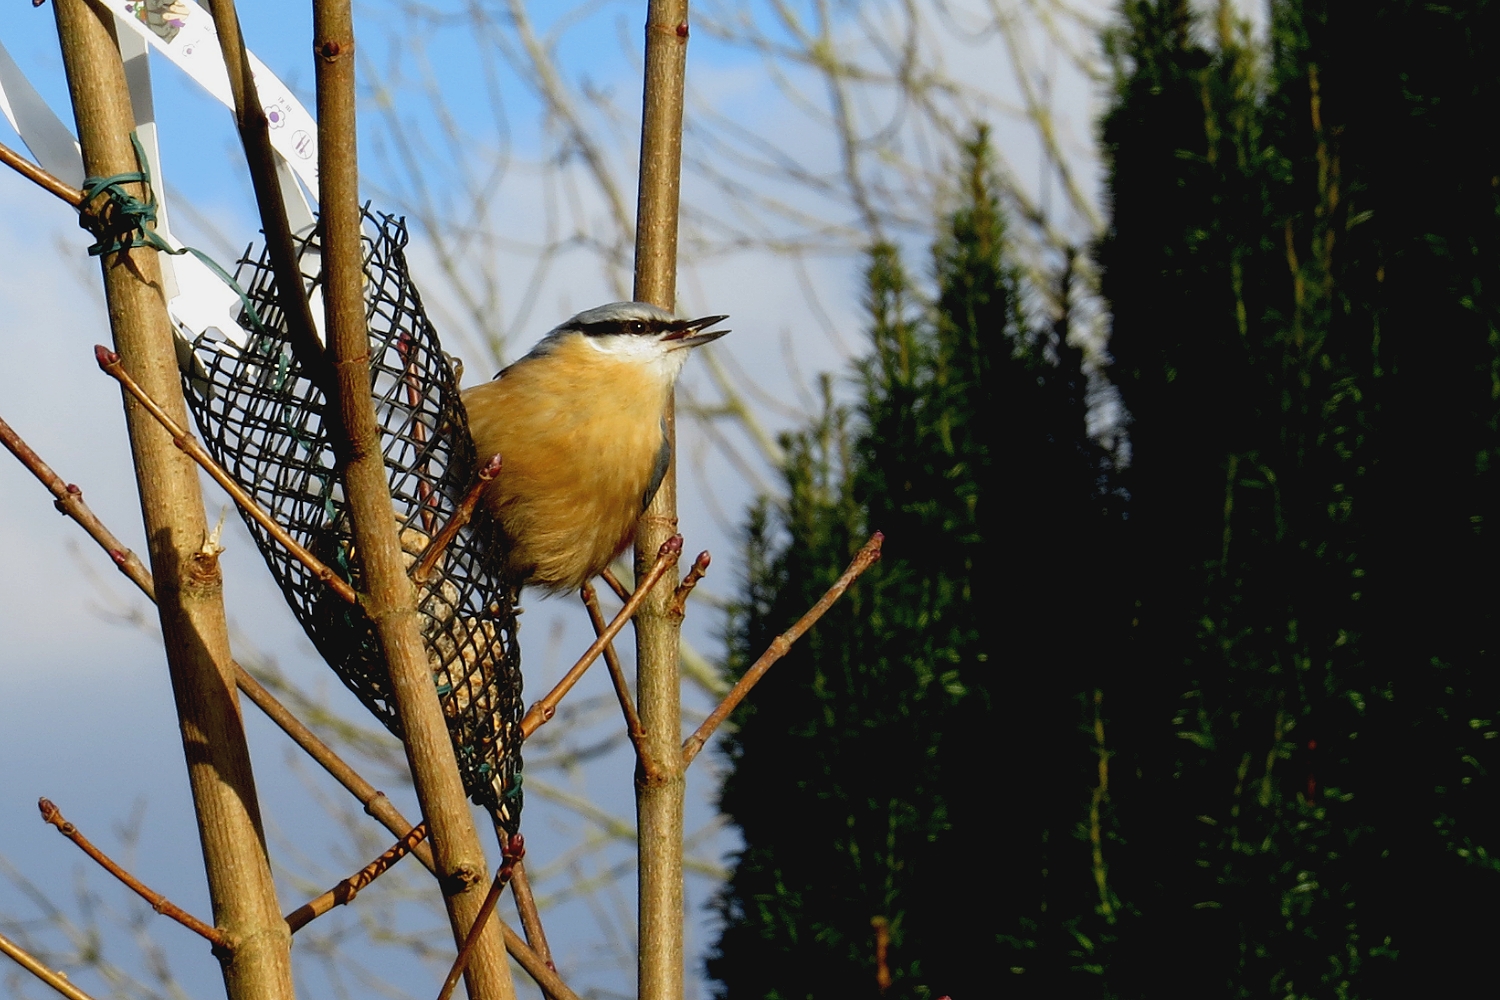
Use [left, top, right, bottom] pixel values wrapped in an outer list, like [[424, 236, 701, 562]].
[[520, 536, 683, 738], [0, 139, 83, 205], [206, 0, 330, 391], [1089, 688, 1115, 923], [497, 920, 581, 1000], [988, 1, 1102, 232], [232, 668, 437, 873], [436, 835, 524, 1000], [412, 454, 501, 584], [0, 411, 436, 871], [600, 567, 631, 602], [682, 531, 883, 765], [37, 799, 228, 950], [508, 861, 557, 992], [0, 412, 154, 599], [871, 915, 892, 993], [0, 928, 101, 1000], [242, 680, 580, 1000], [581, 582, 656, 779], [93, 345, 358, 604], [285, 822, 430, 933], [667, 550, 711, 617], [0, 423, 575, 995]]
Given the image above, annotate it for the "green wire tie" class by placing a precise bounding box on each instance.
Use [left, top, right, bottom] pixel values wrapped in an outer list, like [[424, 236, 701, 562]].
[[78, 132, 270, 338], [82, 135, 351, 568]]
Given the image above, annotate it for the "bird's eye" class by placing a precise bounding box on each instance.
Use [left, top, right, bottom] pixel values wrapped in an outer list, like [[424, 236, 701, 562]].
[[629, 321, 646, 334]]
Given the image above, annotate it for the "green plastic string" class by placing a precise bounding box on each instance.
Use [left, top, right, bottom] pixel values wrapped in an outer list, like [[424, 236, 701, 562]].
[[78, 132, 270, 337]]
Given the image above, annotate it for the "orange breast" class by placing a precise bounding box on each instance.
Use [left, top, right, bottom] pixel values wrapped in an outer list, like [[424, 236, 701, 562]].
[[461, 338, 668, 592]]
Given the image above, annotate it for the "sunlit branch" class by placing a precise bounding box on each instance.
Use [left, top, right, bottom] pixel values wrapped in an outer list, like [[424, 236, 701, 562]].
[[0, 928, 102, 1000], [232, 669, 439, 873], [93, 345, 358, 604], [520, 536, 683, 737], [682, 531, 883, 766], [495, 918, 582, 1000], [0, 413, 154, 598], [595, 560, 728, 696], [580, 582, 655, 778], [436, 834, 525, 1000], [0, 409, 441, 873], [508, 861, 558, 998], [0, 139, 83, 205], [411, 454, 501, 584], [668, 550, 711, 617], [37, 799, 228, 950], [600, 566, 632, 602], [285, 822, 430, 933], [0, 410, 579, 996]]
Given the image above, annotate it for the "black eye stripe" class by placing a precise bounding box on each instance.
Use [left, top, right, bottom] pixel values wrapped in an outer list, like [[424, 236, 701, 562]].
[[578, 319, 661, 337]]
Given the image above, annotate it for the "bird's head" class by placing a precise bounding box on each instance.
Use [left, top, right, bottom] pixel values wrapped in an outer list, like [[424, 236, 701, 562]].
[[533, 301, 730, 381]]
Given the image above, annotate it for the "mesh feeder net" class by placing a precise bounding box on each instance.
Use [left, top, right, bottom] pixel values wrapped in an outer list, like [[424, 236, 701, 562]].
[[183, 210, 523, 833]]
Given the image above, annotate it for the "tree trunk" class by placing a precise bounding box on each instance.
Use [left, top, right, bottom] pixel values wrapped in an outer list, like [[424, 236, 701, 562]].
[[632, 3, 690, 999], [52, 3, 295, 999]]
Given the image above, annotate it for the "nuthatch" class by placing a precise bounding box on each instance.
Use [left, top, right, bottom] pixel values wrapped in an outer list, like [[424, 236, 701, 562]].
[[461, 301, 729, 593]]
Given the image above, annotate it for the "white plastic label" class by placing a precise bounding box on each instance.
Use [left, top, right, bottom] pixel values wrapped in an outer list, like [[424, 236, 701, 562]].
[[104, 1, 320, 197]]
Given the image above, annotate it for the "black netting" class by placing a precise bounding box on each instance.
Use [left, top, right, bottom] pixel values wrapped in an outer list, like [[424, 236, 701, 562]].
[[183, 210, 523, 832]]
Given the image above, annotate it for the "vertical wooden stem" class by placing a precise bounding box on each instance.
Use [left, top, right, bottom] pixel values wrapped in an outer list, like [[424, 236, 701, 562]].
[[204, 0, 329, 390], [50, 4, 294, 999], [311, 3, 515, 999], [632, 3, 690, 1000]]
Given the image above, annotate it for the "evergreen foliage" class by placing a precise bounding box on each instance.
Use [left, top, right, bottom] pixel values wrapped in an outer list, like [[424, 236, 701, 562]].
[[714, 1, 1500, 995], [709, 132, 1112, 999], [1099, 0, 1500, 994]]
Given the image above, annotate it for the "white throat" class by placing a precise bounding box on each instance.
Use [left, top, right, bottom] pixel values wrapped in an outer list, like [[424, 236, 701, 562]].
[[582, 333, 691, 384]]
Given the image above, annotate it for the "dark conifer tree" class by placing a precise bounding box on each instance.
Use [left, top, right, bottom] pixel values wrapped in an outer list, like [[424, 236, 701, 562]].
[[709, 132, 1114, 1000], [713, 2, 1500, 996], [1098, 1, 1500, 995]]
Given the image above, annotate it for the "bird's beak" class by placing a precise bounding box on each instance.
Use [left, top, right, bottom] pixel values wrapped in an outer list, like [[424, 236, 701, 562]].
[[661, 314, 730, 350]]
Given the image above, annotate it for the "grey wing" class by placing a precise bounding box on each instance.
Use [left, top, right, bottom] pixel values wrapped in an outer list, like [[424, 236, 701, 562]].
[[642, 419, 670, 511]]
